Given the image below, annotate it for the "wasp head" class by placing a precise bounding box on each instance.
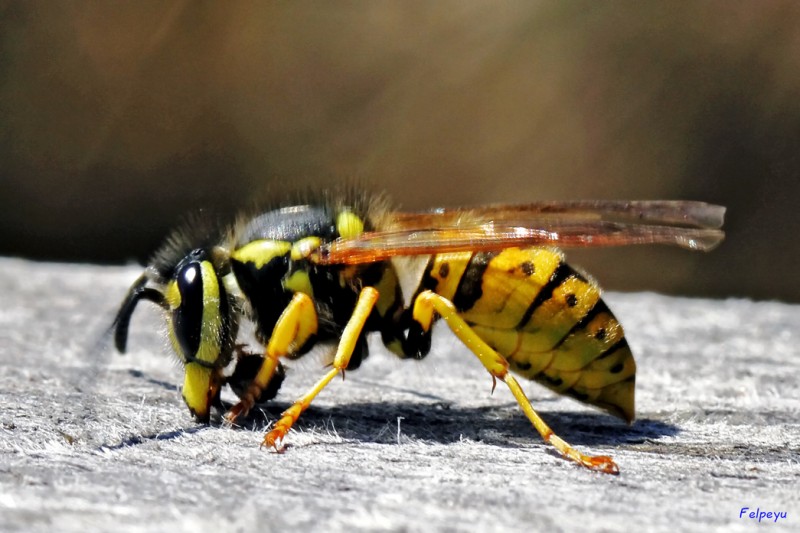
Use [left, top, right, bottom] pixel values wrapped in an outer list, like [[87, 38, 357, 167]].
[[113, 245, 238, 423]]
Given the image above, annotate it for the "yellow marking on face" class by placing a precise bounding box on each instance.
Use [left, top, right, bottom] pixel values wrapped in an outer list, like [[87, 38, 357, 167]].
[[429, 252, 471, 301], [232, 240, 291, 268], [336, 210, 364, 239], [182, 362, 213, 418], [165, 280, 181, 309], [291, 237, 322, 261], [197, 261, 223, 365], [164, 280, 184, 361], [460, 248, 561, 329], [283, 270, 314, 297], [167, 315, 181, 358]]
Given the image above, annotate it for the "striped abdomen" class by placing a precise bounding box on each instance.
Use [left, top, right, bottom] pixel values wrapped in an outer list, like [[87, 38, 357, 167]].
[[420, 248, 635, 422]]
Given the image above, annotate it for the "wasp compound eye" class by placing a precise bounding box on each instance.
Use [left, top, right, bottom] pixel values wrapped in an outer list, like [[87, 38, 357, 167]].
[[171, 262, 204, 361], [166, 259, 234, 369]]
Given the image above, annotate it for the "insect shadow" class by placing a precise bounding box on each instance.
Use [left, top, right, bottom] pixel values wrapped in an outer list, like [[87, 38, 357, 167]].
[[126, 368, 178, 391], [121, 368, 678, 449], [228, 399, 679, 449], [119, 367, 678, 448], [98, 426, 207, 451]]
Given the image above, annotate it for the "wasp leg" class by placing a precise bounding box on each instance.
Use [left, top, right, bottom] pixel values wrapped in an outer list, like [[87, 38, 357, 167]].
[[225, 292, 318, 424], [411, 289, 620, 475], [263, 287, 379, 449]]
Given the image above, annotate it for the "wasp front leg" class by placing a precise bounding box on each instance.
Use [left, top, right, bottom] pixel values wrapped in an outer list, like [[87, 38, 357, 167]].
[[224, 292, 318, 424], [411, 290, 620, 475], [263, 287, 379, 449]]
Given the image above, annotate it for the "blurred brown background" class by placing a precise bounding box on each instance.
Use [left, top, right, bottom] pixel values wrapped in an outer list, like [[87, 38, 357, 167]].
[[1, 1, 799, 302]]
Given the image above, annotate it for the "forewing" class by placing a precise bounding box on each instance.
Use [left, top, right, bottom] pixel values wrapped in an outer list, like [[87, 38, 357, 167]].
[[388, 200, 725, 230], [314, 201, 726, 265]]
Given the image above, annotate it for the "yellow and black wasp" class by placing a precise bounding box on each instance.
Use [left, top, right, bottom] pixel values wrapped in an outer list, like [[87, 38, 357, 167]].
[[113, 191, 725, 474]]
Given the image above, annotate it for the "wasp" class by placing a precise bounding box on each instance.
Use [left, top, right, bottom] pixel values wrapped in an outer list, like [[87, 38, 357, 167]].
[[113, 192, 725, 474]]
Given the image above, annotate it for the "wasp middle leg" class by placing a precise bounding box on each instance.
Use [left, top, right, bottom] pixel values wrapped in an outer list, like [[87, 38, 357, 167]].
[[262, 286, 379, 449], [225, 292, 318, 423]]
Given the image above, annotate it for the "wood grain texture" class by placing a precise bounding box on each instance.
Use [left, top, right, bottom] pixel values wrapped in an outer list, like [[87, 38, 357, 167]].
[[0, 258, 798, 532]]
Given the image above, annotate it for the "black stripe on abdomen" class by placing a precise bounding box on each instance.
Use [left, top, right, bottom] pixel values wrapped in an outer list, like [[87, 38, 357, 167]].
[[452, 252, 498, 312], [514, 262, 573, 329]]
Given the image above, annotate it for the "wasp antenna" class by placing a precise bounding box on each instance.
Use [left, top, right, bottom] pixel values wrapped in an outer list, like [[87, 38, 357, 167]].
[[113, 274, 167, 353]]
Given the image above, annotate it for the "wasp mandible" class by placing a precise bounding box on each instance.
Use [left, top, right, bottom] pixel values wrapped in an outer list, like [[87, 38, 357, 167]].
[[113, 192, 725, 474]]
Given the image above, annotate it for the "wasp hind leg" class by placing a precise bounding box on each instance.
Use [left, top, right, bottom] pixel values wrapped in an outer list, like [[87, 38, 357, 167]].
[[411, 289, 620, 475], [262, 287, 379, 449]]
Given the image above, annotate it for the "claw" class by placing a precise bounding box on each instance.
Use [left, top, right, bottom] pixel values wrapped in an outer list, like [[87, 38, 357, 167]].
[[224, 402, 247, 425], [262, 429, 287, 452], [583, 455, 620, 475]]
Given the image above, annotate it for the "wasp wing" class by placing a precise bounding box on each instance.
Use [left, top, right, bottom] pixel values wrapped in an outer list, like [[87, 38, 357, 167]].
[[314, 200, 725, 265], [387, 200, 725, 230]]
